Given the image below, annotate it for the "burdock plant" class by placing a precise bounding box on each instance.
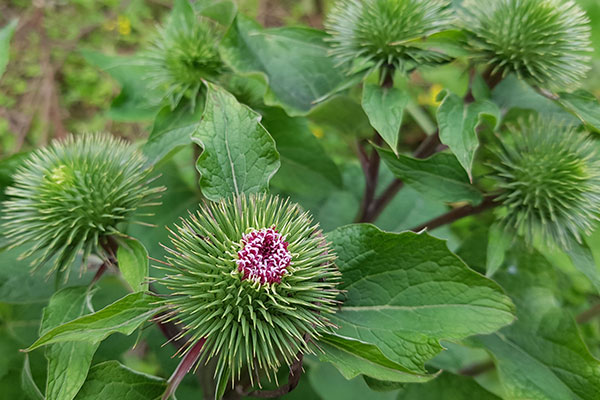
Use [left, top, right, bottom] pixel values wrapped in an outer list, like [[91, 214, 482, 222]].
[[325, 0, 454, 73], [2, 134, 163, 275], [143, 15, 223, 110], [490, 116, 600, 248], [460, 0, 592, 89], [156, 194, 341, 385]]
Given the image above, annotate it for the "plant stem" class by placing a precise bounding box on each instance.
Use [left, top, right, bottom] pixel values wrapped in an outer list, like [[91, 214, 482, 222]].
[[410, 194, 499, 232], [162, 338, 207, 400], [576, 303, 600, 324], [365, 131, 442, 222], [356, 66, 394, 222], [458, 360, 495, 377], [245, 352, 304, 398], [365, 67, 505, 222]]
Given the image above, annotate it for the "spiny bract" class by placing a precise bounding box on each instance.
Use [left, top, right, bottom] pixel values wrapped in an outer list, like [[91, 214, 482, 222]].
[[460, 0, 592, 90], [143, 16, 222, 110], [491, 116, 600, 248], [2, 134, 163, 274], [325, 0, 454, 72], [156, 194, 340, 384]]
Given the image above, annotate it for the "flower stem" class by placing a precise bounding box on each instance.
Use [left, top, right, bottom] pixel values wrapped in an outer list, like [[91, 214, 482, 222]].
[[410, 194, 499, 232], [163, 338, 207, 400]]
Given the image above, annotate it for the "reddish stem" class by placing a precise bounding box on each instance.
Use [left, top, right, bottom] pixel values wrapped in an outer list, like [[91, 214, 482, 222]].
[[163, 338, 207, 400]]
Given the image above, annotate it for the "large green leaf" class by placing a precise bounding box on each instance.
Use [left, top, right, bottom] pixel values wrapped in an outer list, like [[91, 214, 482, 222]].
[[437, 90, 500, 180], [142, 101, 205, 165], [0, 19, 17, 79], [262, 107, 342, 197], [21, 354, 43, 400], [116, 237, 149, 292], [491, 75, 578, 124], [328, 224, 515, 374], [81, 50, 161, 121], [362, 84, 410, 155], [471, 251, 600, 400], [220, 16, 345, 115], [318, 334, 434, 384], [0, 246, 93, 304], [26, 293, 162, 351], [308, 362, 397, 400], [557, 90, 600, 133], [397, 372, 501, 399], [377, 147, 483, 205], [192, 82, 280, 201], [566, 239, 600, 294], [74, 361, 166, 400], [41, 287, 100, 400]]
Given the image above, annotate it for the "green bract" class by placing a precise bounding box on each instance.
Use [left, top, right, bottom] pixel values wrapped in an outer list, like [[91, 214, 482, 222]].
[[2, 134, 163, 274], [325, 0, 453, 72], [143, 16, 222, 110], [157, 194, 340, 384], [491, 116, 600, 248], [460, 0, 592, 89]]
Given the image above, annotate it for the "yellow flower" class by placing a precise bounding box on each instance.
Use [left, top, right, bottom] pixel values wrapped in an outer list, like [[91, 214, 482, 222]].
[[118, 15, 131, 36], [418, 84, 443, 106]]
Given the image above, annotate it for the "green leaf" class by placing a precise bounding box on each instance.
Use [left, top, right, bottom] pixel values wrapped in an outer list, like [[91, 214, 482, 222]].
[[169, 0, 195, 29], [437, 90, 500, 180], [81, 50, 161, 121], [492, 75, 577, 124], [308, 95, 371, 138], [327, 224, 515, 374], [0, 246, 93, 304], [74, 361, 166, 400], [21, 354, 43, 400], [220, 16, 345, 115], [142, 101, 205, 165], [362, 84, 410, 155], [41, 287, 100, 400], [377, 147, 484, 205], [0, 19, 17, 79], [262, 107, 342, 197], [308, 361, 397, 400], [192, 82, 280, 201], [26, 293, 162, 351], [471, 252, 600, 400], [486, 223, 511, 277], [397, 372, 501, 399], [117, 238, 149, 292], [319, 334, 434, 383], [557, 90, 600, 132], [566, 240, 600, 294], [196, 0, 238, 27]]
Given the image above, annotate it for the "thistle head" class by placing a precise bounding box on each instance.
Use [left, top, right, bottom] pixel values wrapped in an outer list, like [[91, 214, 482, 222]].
[[325, 0, 454, 72], [143, 16, 223, 110], [2, 134, 163, 274], [460, 0, 592, 90], [491, 116, 600, 248], [156, 194, 341, 384]]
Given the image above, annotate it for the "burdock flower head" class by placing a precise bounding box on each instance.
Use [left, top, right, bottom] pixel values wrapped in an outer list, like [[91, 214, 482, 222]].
[[143, 15, 223, 110], [491, 116, 600, 248], [325, 0, 454, 72], [2, 134, 163, 274], [157, 194, 341, 384], [459, 0, 592, 89]]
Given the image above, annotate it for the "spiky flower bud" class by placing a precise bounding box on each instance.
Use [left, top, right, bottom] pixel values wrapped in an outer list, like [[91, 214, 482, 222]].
[[2, 134, 163, 274], [460, 0, 592, 90], [157, 194, 340, 384], [143, 16, 223, 110], [490, 116, 600, 248], [325, 0, 454, 72]]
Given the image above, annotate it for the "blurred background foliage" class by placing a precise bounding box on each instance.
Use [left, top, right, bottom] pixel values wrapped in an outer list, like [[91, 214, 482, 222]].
[[1, 1, 600, 399]]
